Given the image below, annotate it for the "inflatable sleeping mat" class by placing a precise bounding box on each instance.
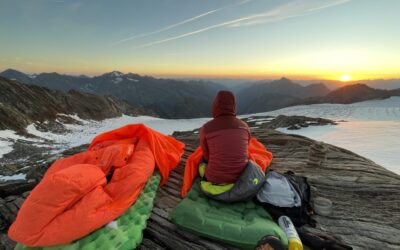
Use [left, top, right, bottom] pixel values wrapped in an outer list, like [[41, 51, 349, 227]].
[[170, 179, 288, 250], [15, 173, 161, 250]]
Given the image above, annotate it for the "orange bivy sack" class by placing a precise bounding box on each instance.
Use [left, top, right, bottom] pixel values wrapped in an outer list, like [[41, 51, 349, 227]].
[[8, 124, 184, 247]]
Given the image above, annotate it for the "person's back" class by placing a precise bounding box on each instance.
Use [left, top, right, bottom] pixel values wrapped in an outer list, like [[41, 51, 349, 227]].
[[200, 90, 250, 184]]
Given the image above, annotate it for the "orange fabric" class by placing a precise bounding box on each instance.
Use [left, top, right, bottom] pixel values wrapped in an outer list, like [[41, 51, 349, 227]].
[[8, 124, 184, 247], [181, 137, 273, 197]]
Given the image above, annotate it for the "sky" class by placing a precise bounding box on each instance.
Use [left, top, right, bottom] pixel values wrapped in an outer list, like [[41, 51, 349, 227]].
[[0, 0, 399, 80]]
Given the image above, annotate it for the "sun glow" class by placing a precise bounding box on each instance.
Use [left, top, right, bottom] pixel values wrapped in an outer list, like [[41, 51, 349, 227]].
[[340, 74, 351, 82]]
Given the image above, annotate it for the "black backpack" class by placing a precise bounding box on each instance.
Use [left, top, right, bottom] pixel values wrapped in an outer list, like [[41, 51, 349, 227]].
[[256, 170, 316, 227]]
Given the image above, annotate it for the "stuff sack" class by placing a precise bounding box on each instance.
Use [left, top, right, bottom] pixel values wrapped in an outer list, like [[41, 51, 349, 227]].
[[256, 171, 316, 227], [200, 160, 265, 202]]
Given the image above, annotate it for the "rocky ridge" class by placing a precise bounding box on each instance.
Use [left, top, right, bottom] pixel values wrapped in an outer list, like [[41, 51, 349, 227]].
[[0, 77, 156, 132]]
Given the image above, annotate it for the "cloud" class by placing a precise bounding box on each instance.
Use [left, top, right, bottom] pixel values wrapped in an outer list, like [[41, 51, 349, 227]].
[[137, 0, 351, 48], [112, 0, 251, 45]]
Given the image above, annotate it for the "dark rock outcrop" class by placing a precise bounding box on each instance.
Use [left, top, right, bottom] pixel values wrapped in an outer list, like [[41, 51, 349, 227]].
[[0, 180, 36, 198], [0, 77, 155, 132], [246, 115, 337, 130]]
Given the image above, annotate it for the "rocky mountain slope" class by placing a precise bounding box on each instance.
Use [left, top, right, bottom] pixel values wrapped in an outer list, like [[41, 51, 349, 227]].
[[0, 69, 225, 119], [0, 77, 155, 132], [297, 83, 400, 105], [0, 118, 399, 249]]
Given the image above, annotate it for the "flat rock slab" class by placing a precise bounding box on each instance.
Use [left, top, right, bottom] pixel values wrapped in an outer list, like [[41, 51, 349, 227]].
[[1, 128, 399, 250], [166, 129, 400, 250]]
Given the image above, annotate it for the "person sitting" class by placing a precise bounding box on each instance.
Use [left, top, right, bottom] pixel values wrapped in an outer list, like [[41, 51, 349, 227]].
[[200, 90, 250, 184], [198, 90, 265, 202]]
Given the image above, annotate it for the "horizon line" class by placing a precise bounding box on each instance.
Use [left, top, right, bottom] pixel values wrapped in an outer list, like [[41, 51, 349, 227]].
[[1, 67, 400, 82]]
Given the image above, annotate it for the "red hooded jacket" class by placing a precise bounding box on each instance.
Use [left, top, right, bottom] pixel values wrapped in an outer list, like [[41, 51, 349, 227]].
[[200, 91, 250, 184]]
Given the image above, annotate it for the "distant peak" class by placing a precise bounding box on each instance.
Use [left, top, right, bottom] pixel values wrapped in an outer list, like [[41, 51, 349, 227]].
[[280, 77, 290, 81], [339, 83, 370, 89], [102, 71, 124, 78], [270, 77, 294, 85], [1, 68, 26, 75], [111, 71, 123, 77], [306, 82, 329, 88]]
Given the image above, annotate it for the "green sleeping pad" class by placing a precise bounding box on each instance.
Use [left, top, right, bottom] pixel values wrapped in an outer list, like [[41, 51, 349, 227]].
[[15, 173, 161, 250], [170, 179, 288, 250]]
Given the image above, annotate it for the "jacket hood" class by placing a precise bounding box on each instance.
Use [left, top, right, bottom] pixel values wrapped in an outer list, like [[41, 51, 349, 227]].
[[212, 90, 237, 118]]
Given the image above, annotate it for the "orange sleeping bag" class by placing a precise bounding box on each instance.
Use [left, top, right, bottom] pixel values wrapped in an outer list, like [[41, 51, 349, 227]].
[[181, 137, 273, 197], [8, 124, 184, 247]]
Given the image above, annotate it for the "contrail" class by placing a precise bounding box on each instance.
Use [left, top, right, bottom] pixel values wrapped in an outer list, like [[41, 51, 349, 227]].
[[229, 0, 351, 27], [112, 0, 251, 46], [136, 0, 351, 48]]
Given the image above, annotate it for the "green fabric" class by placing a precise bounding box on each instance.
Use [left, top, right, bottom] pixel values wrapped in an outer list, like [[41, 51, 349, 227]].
[[15, 173, 161, 250], [198, 163, 234, 195], [170, 179, 288, 250], [200, 181, 234, 195], [198, 162, 206, 178]]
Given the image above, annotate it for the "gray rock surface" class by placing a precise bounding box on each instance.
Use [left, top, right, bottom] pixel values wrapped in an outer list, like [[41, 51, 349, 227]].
[[166, 128, 400, 250], [1, 127, 399, 250]]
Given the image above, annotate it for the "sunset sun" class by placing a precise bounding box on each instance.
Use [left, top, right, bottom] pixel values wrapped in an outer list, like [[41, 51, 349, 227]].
[[340, 74, 351, 82]]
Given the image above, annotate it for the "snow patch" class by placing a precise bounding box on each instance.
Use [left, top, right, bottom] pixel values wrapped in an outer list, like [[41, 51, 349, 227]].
[[246, 117, 274, 122], [113, 77, 123, 84], [255, 121, 269, 125], [0, 130, 38, 158], [21, 115, 210, 154], [127, 78, 139, 82], [57, 113, 88, 124], [111, 71, 123, 77], [0, 173, 26, 181], [0, 139, 13, 158]]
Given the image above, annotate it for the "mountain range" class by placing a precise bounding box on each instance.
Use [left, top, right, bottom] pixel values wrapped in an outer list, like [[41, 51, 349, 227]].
[[0, 69, 224, 119], [1, 69, 399, 120], [236, 77, 330, 113], [296, 83, 400, 105]]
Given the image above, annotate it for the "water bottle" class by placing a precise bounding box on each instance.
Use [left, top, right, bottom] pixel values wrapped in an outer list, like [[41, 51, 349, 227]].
[[278, 216, 303, 250]]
